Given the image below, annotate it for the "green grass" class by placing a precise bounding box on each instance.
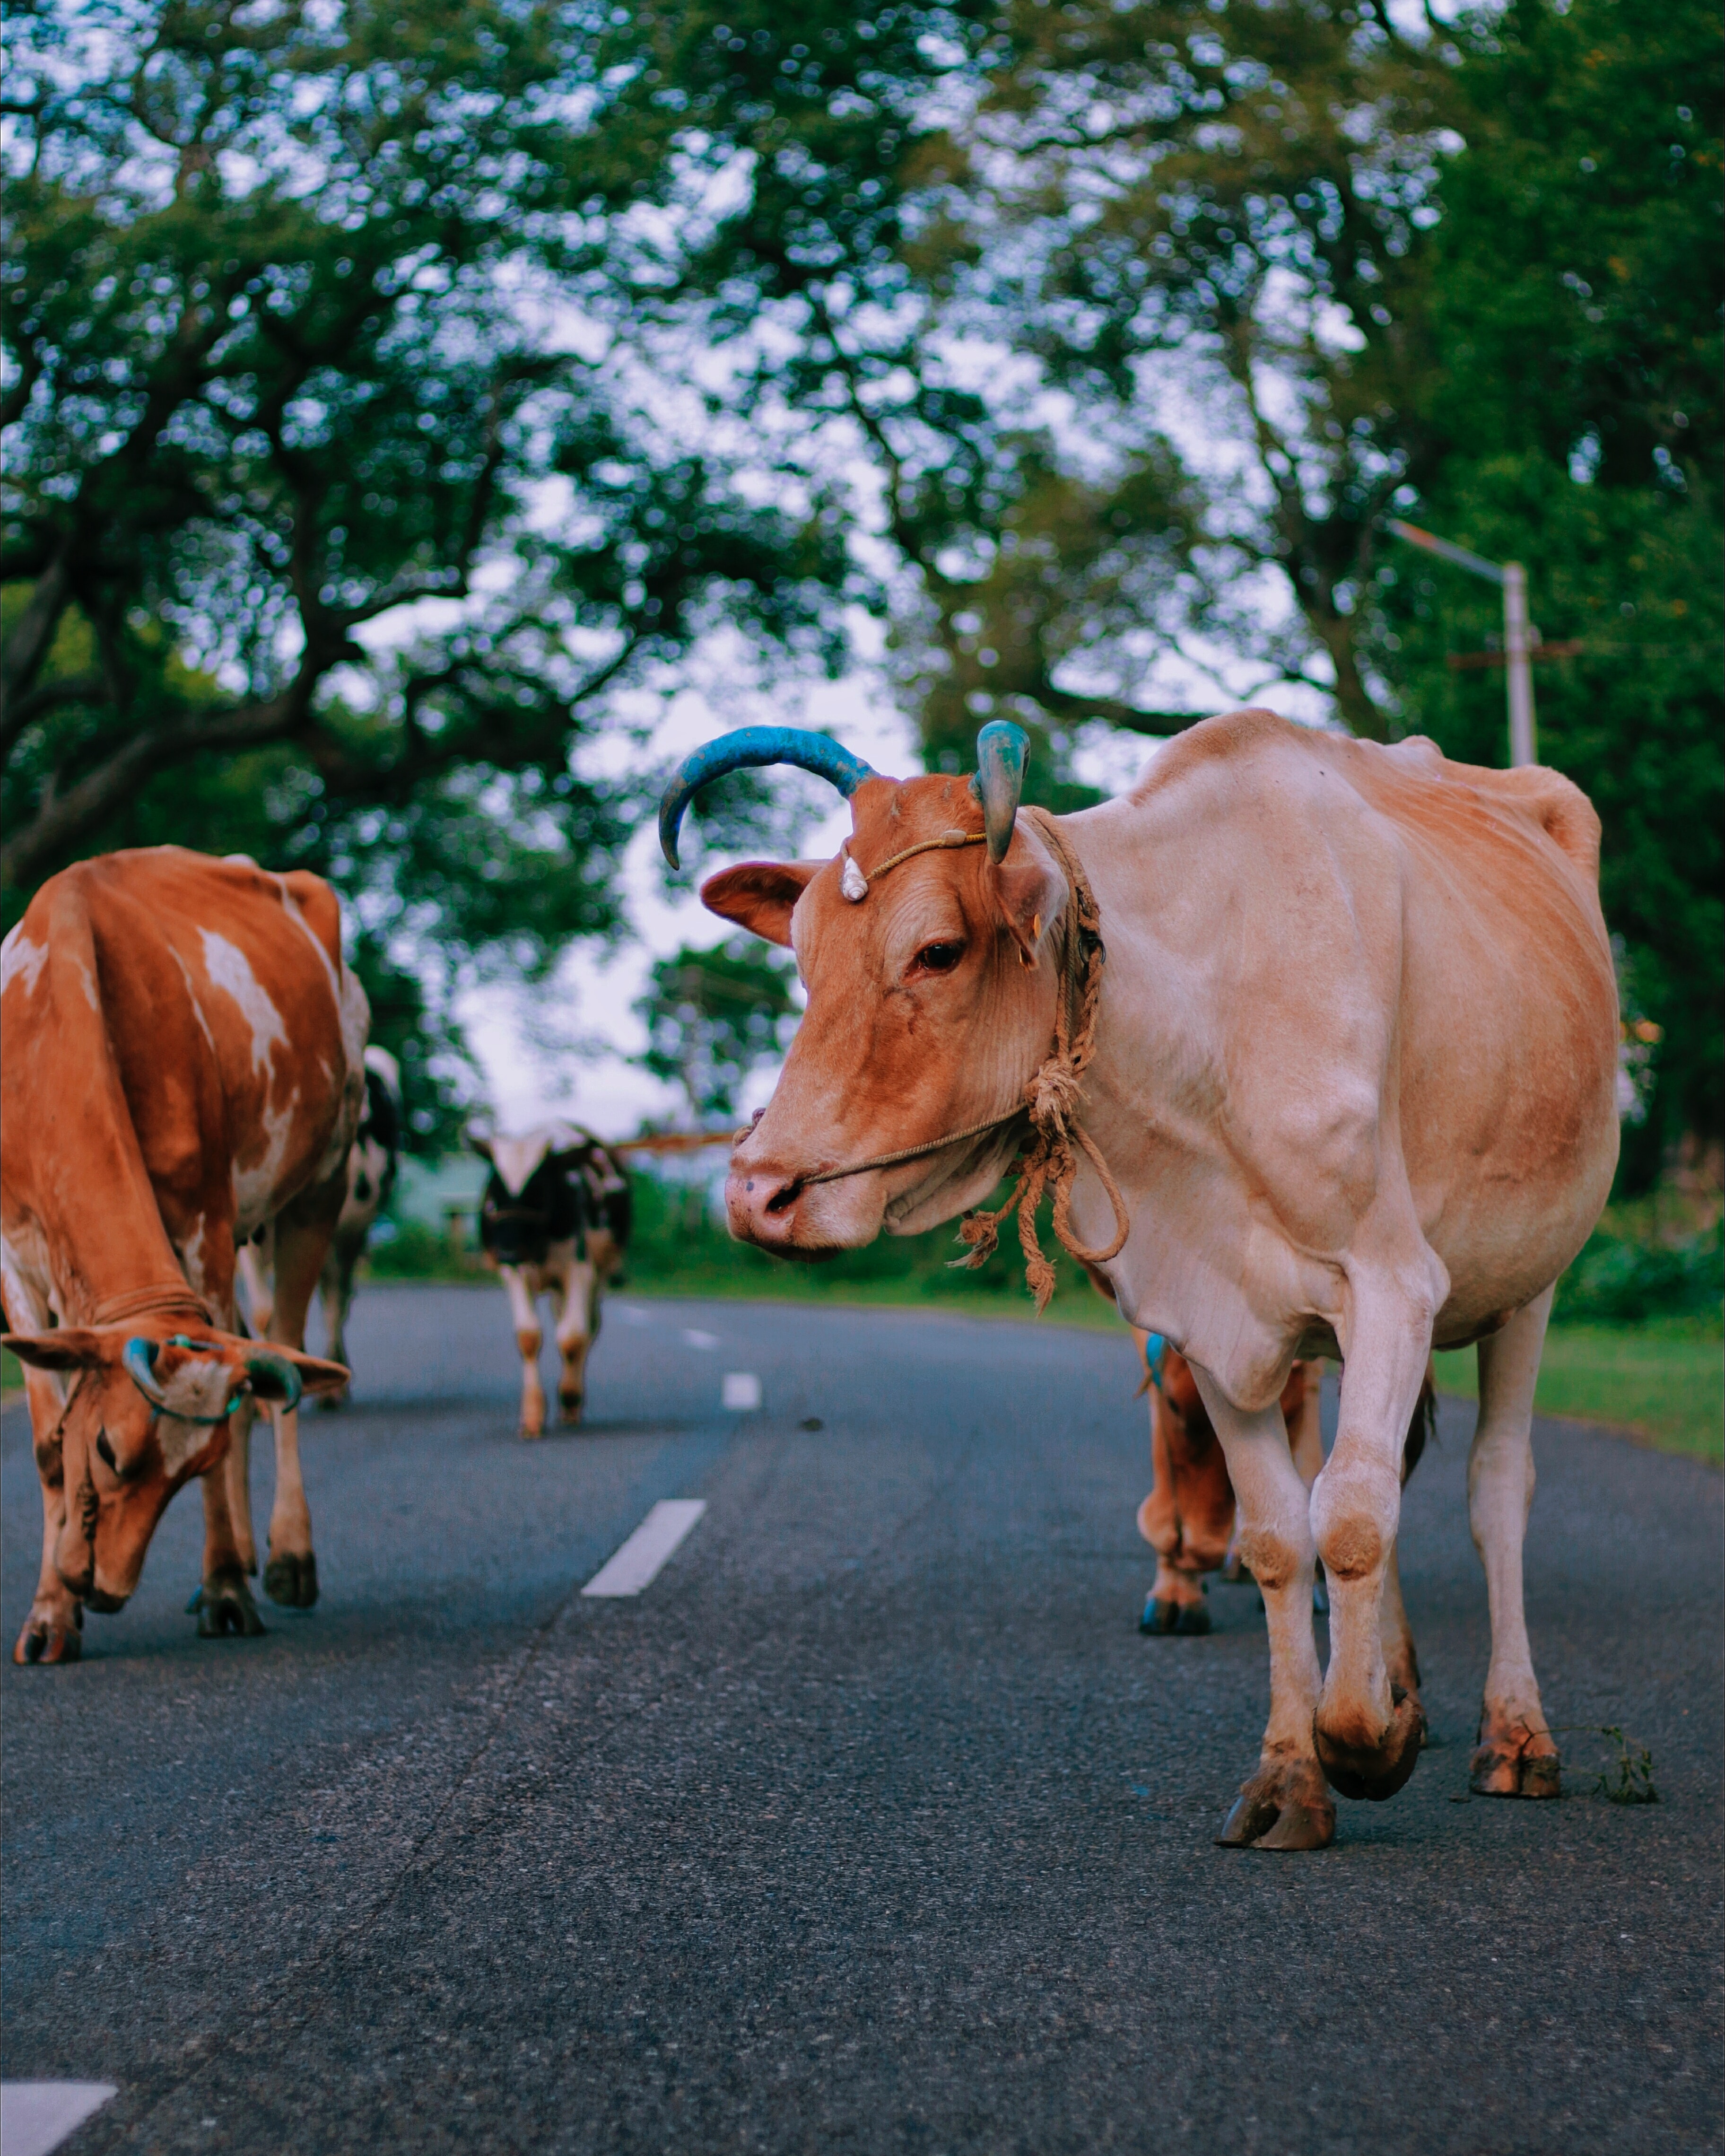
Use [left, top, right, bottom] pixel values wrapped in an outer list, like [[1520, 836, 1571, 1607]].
[[1433, 1318, 1722, 1467]]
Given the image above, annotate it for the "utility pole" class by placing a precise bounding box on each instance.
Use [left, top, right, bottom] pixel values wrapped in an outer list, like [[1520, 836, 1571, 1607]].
[[1386, 520, 1538, 768]]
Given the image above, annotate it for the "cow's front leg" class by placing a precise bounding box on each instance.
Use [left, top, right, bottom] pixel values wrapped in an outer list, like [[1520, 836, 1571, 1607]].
[[16, 1378, 83, 1665], [1469, 1286, 1559, 1797], [1134, 1400, 1215, 1636], [502, 1266, 547, 1438], [224, 1396, 259, 1574], [1309, 1279, 1437, 1802], [193, 1448, 266, 1639], [1193, 1373, 1332, 1851], [553, 1258, 598, 1425]]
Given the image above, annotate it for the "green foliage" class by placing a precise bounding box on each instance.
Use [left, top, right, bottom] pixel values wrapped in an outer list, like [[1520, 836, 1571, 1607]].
[[633, 938, 799, 1123], [1552, 1220, 1722, 1327], [1370, 0, 1723, 1161], [1, 0, 854, 962]]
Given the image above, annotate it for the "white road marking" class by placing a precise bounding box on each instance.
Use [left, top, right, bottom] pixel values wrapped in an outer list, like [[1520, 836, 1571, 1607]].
[[1, 2083, 118, 2156], [681, 1328, 719, 1350], [581, 1500, 707, 1598], [722, 1371, 762, 1411], [613, 1304, 649, 1324]]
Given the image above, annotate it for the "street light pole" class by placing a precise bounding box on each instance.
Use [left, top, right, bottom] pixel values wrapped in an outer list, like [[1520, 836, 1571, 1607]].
[[1501, 561, 1537, 768], [1385, 520, 1538, 768]]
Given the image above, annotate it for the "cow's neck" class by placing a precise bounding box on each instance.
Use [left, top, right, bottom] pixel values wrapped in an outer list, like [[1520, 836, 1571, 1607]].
[[23, 947, 204, 1327]]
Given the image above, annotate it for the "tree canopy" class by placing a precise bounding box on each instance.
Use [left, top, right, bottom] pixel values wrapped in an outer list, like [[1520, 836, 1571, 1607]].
[[4, 0, 1716, 1165]]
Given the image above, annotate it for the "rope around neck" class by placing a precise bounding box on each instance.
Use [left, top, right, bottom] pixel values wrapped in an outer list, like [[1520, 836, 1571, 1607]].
[[792, 810, 1130, 1311], [949, 810, 1130, 1309], [91, 1282, 215, 1328]]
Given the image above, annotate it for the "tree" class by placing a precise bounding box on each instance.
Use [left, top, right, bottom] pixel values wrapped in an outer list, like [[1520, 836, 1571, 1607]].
[[621, 0, 1464, 805], [633, 938, 799, 1125], [1367, 0, 1722, 1175], [0, 0, 853, 949]]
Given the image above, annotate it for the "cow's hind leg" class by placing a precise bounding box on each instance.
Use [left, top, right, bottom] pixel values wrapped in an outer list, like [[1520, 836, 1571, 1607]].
[[503, 1266, 547, 1438], [1309, 1274, 1438, 1803], [192, 1456, 266, 1639], [257, 1170, 346, 1607], [554, 1255, 598, 1425], [1193, 1373, 1333, 1851], [318, 1243, 356, 1411], [1468, 1287, 1560, 1798], [15, 1372, 83, 1665]]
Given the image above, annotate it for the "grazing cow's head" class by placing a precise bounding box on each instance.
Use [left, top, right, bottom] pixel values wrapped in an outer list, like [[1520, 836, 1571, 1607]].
[[660, 724, 1068, 1255], [0, 1326, 347, 1606]]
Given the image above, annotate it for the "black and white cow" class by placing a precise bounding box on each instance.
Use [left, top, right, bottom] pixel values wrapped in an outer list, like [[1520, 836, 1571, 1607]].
[[238, 1045, 401, 1394], [469, 1122, 632, 1436]]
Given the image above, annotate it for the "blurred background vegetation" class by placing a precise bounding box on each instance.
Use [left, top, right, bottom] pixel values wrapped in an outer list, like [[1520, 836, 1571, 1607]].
[[3, 0, 1717, 1445]]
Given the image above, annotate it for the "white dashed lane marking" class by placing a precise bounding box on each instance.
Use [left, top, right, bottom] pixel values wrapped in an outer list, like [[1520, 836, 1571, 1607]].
[[0, 2084, 118, 2156], [721, 1371, 761, 1411], [681, 1328, 720, 1350], [581, 1500, 708, 1598]]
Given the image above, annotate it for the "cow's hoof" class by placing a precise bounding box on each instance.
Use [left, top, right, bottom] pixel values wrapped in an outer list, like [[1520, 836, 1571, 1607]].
[[1217, 1758, 1335, 1851], [519, 1424, 547, 1442], [316, 1389, 348, 1414], [263, 1552, 318, 1610], [558, 1389, 584, 1427], [1470, 1719, 1561, 1798], [192, 1571, 267, 1639], [1139, 1596, 1178, 1634], [14, 1604, 83, 1666], [1315, 1685, 1425, 1801]]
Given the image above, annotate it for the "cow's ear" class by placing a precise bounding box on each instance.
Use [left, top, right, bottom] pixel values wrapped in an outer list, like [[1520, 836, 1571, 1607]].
[[700, 861, 821, 949], [256, 1347, 351, 1400], [1, 1329, 106, 1370], [990, 822, 1068, 967]]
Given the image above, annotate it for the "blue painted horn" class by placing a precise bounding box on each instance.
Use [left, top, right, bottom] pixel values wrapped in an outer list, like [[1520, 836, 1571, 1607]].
[[658, 728, 878, 869], [122, 1335, 172, 1410], [972, 721, 1029, 862]]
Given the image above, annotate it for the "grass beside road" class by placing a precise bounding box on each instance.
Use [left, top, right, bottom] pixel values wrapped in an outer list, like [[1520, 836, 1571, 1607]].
[[1433, 1318, 1721, 1468]]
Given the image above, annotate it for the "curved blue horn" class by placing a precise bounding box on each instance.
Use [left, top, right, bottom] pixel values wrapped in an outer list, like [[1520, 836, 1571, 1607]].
[[659, 728, 878, 870], [972, 721, 1029, 863], [122, 1336, 169, 1409]]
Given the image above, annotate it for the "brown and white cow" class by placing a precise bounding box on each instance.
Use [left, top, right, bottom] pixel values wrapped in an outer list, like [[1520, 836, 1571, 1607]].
[[659, 709, 1619, 1850], [470, 1123, 632, 1437], [1133, 1331, 1434, 1728], [1, 847, 363, 1660]]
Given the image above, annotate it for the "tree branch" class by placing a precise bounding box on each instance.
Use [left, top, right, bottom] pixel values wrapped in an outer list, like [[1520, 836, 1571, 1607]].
[[0, 673, 316, 891]]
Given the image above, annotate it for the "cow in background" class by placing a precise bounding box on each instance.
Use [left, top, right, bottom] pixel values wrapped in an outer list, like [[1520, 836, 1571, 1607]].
[[1133, 1331, 1434, 1721], [239, 1044, 401, 1390], [1, 848, 358, 1660], [469, 1123, 632, 1437]]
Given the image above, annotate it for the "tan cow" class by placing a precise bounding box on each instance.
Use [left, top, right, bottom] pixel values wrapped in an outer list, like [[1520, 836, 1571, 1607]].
[[1, 847, 362, 1661], [660, 710, 1619, 1850]]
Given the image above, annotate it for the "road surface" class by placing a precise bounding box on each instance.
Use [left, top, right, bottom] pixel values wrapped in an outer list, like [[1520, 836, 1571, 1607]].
[[3, 1287, 1719, 2154]]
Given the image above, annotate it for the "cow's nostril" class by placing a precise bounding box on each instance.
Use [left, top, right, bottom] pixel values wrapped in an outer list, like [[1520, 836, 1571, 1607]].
[[764, 1178, 804, 1216]]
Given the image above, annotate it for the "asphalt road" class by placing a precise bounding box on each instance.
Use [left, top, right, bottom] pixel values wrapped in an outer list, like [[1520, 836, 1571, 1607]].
[[3, 1287, 1720, 2156]]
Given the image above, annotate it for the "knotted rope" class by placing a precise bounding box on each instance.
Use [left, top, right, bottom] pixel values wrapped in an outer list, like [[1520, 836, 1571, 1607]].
[[947, 811, 1131, 1311]]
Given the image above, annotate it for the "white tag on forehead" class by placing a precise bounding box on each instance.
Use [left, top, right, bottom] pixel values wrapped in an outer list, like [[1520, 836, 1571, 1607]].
[[840, 855, 868, 903]]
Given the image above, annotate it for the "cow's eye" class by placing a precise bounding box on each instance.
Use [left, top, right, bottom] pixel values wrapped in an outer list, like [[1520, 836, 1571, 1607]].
[[912, 940, 965, 975]]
